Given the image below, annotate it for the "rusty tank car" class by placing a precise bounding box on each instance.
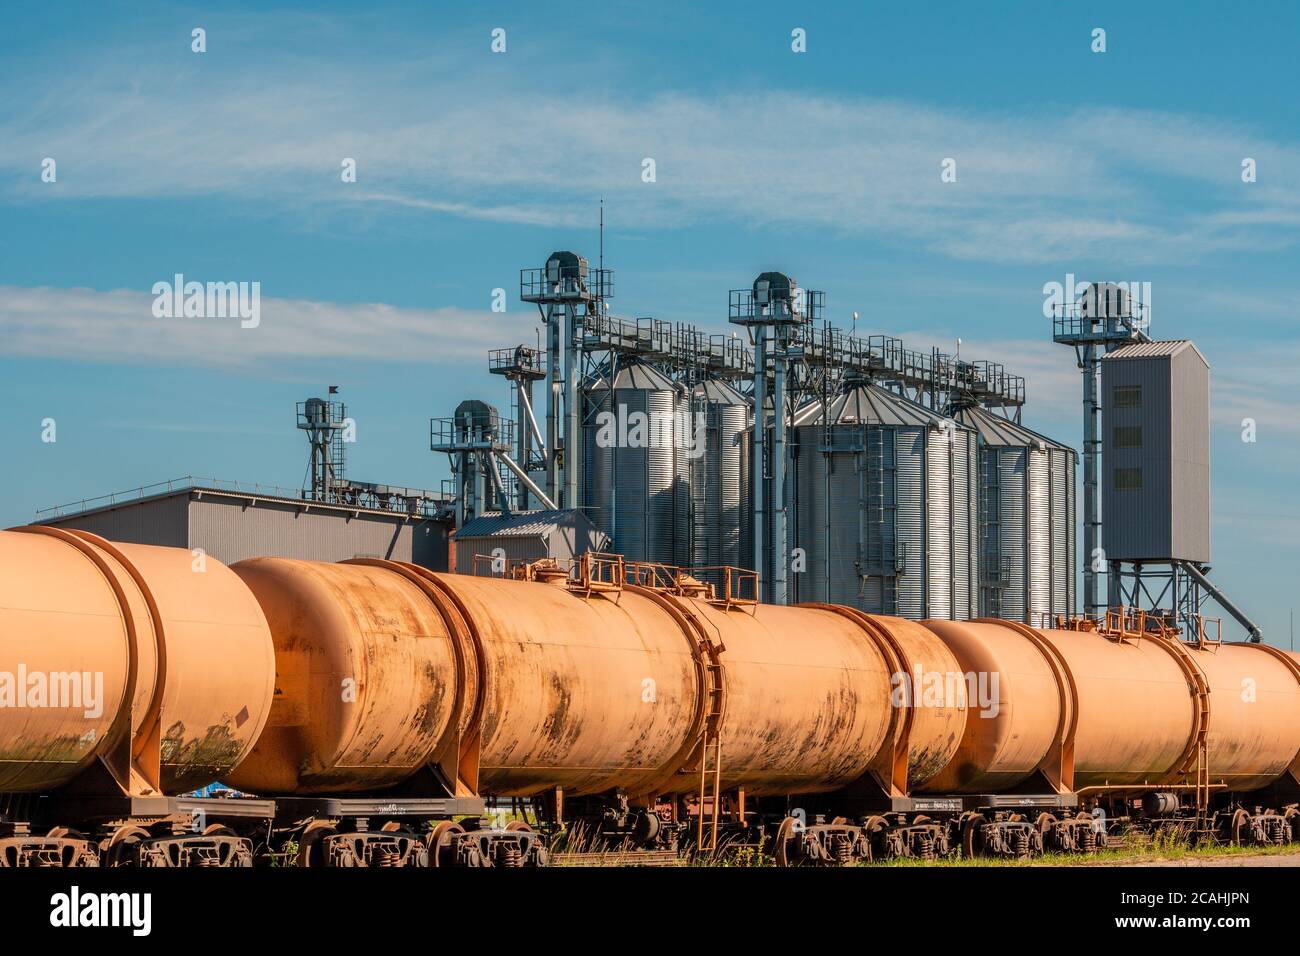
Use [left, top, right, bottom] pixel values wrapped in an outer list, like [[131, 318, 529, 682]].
[[0, 527, 276, 867], [3, 533, 1300, 868]]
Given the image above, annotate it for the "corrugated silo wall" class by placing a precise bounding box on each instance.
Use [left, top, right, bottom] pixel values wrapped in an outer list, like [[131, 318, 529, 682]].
[[924, 428, 953, 619], [978, 443, 1077, 624], [690, 401, 746, 587], [1052, 446, 1077, 616], [1028, 448, 1052, 620], [739, 426, 779, 599], [591, 380, 685, 567], [673, 393, 692, 568], [895, 427, 925, 617], [996, 446, 1028, 622]]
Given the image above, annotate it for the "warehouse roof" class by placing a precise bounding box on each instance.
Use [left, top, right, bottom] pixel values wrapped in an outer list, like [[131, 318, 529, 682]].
[[455, 508, 605, 540], [1103, 339, 1209, 367]]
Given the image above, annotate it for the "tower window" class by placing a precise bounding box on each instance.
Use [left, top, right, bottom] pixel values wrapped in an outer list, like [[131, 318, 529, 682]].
[[1113, 426, 1143, 449], [1113, 385, 1142, 408], [1114, 467, 1143, 490]]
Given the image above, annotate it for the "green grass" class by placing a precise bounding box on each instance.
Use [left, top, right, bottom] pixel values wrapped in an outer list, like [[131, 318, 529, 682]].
[[876, 839, 1300, 867]]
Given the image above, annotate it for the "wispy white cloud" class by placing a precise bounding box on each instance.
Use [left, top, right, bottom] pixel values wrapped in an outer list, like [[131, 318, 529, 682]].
[[2, 35, 1296, 265], [0, 285, 512, 369]]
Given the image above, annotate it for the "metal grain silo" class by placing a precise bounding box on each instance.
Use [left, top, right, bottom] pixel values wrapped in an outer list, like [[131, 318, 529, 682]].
[[581, 375, 609, 525], [954, 406, 1076, 623], [689, 379, 749, 583], [791, 381, 978, 619], [590, 362, 688, 566]]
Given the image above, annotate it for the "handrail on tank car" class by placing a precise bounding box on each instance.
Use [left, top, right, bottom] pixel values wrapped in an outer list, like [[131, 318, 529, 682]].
[[569, 551, 625, 598], [1054, 605, 1224, 650], [693, 566, 760, 610], [623, 561, 760, 611], [624, 560, 681, 591]]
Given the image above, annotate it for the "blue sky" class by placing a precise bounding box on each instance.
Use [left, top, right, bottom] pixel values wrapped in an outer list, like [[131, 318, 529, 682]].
[[1, 1, 1296, 642]]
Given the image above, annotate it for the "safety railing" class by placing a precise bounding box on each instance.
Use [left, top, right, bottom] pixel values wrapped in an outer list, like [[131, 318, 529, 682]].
[[37, 475, 450, 521], [568, 552, 626, 597], [696, 566, 760, 609]]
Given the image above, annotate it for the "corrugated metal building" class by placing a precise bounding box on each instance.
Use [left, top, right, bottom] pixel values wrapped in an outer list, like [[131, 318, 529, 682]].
[[1101, 340, 1210, 562], [37, 482, 451, 569], [453, 509, 608, 575]]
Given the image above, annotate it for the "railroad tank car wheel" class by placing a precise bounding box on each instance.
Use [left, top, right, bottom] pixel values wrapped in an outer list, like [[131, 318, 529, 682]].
[[772, 816, 799, 867], [1285, 807, 1300, 843], [46, 826, 91, 842], [862, 815, 889, 834], [505, 821, 533, 832], [297, 821, 340, 868], [1229, 808, 1252, 847], [428, 821, 482, 867], [861, 815, 890, 860], [103, 825, 152, 867], [629, 811, 659, 847], [200, 824, 251, 867], [960, 813, 985, 859], [1035, 813, 1057, 849]]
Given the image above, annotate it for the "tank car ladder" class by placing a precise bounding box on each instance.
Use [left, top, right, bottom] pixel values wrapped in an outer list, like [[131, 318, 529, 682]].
[[696, 669, 725, 853], [1167, 639, 1212, 824], [626, 571, 728, 853], [668, 579, 727, 852]]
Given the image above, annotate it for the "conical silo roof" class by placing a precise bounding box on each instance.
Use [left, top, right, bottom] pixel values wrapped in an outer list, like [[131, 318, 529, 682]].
[[953, 404, 1072, 452], [610, 362, 676, 391], [692, 378, 747, 406], [797, 382, 956, 429]]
